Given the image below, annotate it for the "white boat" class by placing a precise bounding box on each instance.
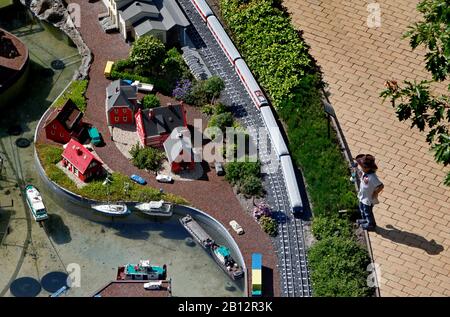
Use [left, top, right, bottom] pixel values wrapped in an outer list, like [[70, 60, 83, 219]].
[[25, 185, 48, 222], [144, 281, 162, 290], [91, 203, 130, 216], [135, 200, 173, 217]]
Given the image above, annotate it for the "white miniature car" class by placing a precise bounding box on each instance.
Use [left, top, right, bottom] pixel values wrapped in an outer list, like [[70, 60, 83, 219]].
[[156, 174, 173, 183], [144, 281, 162, 290], [229, 220, 244, 235], [132, 80, 154, 92]]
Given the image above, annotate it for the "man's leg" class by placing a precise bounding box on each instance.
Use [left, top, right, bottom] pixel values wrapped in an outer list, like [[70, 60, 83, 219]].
[[357, 202, 369, 225], [361, 204, 376, 230]]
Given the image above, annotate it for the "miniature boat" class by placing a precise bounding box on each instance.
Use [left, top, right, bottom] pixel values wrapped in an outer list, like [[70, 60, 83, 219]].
[[117, 260, 167, 280], [135, 200, 173, 217], [211, 244, 244, 280], [91, 203, 130, 216], [24, 185, 49, 222], [179, 214, 214, 249], [144, 281, 162, 290]]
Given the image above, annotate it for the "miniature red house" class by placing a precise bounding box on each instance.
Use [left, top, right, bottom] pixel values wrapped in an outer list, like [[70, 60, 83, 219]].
[[44, 99, 84, 144], [163, 127, 195, 173], [61, 138, 104, 182], [106, 80, 137, 126], [135, 103, 187, 148]]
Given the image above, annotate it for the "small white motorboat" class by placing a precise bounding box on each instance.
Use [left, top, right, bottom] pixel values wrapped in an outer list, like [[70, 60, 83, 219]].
[[91, 203, 130, 216], [135, 200, 173, 217]]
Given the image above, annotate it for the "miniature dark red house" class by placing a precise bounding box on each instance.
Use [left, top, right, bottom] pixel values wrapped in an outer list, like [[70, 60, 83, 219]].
[[163, 127, 195, 173], [61, 138, 104, 182], [135, 103, 187, 148], [44, 99, 84, 144], [106, 80, 138, 126]]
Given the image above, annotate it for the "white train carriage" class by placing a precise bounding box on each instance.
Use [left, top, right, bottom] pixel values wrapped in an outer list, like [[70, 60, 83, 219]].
[[207, 16, 241, 64], [260, 106, 289, 157], [280, 155, 303, 214], [234, 59, 269, 108], [191, 0, 214, 22]]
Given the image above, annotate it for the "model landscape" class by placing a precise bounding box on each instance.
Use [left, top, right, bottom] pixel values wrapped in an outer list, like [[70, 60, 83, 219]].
[[0, 0, 449, 299]]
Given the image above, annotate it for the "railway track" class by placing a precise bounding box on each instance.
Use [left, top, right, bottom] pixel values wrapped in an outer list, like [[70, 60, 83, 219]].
[[178, 0, 312, 297]]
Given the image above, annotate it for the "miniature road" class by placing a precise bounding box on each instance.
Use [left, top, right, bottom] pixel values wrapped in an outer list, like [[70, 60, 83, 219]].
[[177, 0, 312, 296]]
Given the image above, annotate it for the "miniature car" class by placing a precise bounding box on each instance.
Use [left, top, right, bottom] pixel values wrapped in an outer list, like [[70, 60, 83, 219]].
[[229, 220, 244, 235], [88, 126, 102, 146], [156, 174, 173, 183], [130, 174, 147, 185], [144, 281, 162, 290], [131, 80, 154, 92], [214, 162, 225, 176]]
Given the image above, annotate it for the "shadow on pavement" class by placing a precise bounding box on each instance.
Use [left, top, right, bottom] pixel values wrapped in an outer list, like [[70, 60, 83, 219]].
[[376, 224, 444, 255]]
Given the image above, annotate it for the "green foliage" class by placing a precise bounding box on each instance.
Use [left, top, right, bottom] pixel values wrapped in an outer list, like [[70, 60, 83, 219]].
[[130, 35, 166, 72], [381, 0, 450, 185], [259, 216, 278, 236], [238, 175, 264, 198], [308, 237, 372, 297], [35, 144, 187, 204], [129, 143, 165, 172], [220, 0, 315, 109], [224, 160, 260, 185], [187, 76, 226, 106], [312, 215, 354, 240], [53, 80, 88, 112], [142, 94, 160, 109], [162, 47, 191, 80], [208, 112, 235, 131]]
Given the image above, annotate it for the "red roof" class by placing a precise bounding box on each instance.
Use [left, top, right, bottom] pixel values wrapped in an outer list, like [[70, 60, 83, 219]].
[[62, 139, 102, 174]]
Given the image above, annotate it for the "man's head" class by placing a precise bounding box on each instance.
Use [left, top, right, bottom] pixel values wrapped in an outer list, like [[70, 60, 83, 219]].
[[355, 154, 378, 173]]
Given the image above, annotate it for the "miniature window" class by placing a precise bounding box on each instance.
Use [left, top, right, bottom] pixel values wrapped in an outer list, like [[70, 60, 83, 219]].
[[51, 130, 55, 135], [122, 108, 127, 114], [123, 116, 127, 122], [60, 132, 64, 137], [115, 116, 119, 122], [52, 124, 56, 129], [114, 108, 119, 114]]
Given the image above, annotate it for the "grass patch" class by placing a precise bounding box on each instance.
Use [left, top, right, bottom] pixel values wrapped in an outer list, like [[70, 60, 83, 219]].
[[36, 143, 188, 205], [52, 80, 88, 112]]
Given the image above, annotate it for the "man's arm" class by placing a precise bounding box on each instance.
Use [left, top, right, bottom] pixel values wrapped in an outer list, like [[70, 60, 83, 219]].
[[373, 184, 384, 198]]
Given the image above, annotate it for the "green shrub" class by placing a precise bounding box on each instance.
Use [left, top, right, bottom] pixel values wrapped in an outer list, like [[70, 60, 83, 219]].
[[312, 215, 353, 240], [259, 216, 278, 236], [225, 160, 260, 185], [129, 143, 165, 172], [238, 175, 263, 198], [130, 35, 166, 73], [308, 237, 372, 297], [53, 80, 88, 112], [208, 112, 234, 131], [201, 104, 215, 115], [188, 76, 226, 106], [142, 94, 160, 109]]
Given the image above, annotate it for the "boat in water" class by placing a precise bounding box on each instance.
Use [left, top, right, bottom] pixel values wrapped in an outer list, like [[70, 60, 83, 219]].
[[211, 244, 244, 280], [24, 185, 49, 222], [135, 200, 173, 217], [180, 214, 244, 280], [180, 214, 214, 249], [117, 260, 167, 280], [91, 203, 130, 216]]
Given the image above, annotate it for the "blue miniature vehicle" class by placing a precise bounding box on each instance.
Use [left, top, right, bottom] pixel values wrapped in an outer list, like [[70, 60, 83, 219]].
[[130, 174, 147, 185], [88, 126, 102, 146]]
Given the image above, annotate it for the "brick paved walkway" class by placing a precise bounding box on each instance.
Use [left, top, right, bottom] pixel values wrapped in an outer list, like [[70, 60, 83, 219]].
[[284, 0, 450, 296]]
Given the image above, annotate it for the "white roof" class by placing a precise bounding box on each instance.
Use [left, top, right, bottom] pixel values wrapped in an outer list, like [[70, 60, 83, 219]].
[[149, 200, 164, 208]]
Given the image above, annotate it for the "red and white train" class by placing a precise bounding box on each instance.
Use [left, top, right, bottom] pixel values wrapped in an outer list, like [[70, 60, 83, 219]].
[[190, 0, 303, 213]]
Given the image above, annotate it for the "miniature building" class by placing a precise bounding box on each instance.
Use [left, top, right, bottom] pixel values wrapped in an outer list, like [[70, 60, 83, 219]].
[[104, 0, 189, 44], [44, 99, 85, 144], [135, 102, 187, 147], [106, 79, 138, 126], [61, 139, 104, 182], [163, 127, 195, 173], [93, 280, 172, 297]]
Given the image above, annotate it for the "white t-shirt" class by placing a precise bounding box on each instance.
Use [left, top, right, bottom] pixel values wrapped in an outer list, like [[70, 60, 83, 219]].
[[358, 172, 383, 206]]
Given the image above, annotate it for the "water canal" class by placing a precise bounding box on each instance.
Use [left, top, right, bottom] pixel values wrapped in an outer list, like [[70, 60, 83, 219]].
[[0, 6, 244, 297]]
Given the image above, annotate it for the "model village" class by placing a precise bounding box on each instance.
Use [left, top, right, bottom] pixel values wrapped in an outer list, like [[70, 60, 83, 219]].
[[6, 0, 286, 297]]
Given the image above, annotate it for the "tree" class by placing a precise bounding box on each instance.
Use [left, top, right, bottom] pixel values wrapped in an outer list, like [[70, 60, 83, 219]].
[[259, 216, 278, 236], [238, 175, 264, 198], [130, 35, 166, 73], [380, 0, 450, 185], [142, 94, 160, 109], [203, 76, 225, 101], [129, 143, 165, 172]]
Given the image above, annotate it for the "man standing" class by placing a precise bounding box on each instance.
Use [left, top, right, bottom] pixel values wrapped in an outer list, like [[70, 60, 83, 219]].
[[354, 154, 384, 231]]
